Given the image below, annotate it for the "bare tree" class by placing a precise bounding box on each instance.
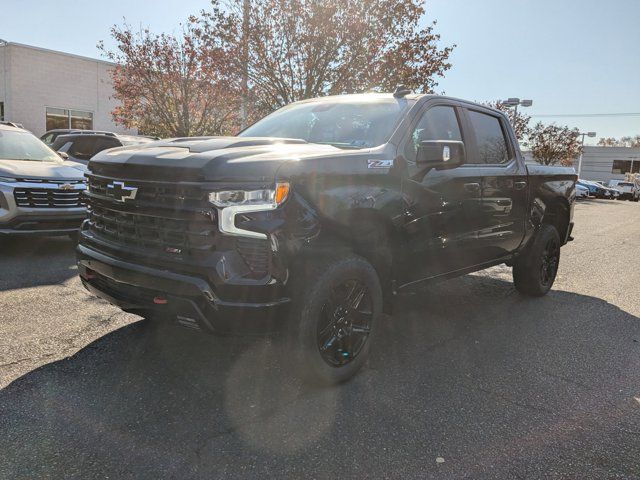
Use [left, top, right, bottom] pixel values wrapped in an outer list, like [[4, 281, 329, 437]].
[[99, 11, 241, 137], [529, 123, 582, 166], [200, 0, 455, 117], [597, 135, 640, 147]]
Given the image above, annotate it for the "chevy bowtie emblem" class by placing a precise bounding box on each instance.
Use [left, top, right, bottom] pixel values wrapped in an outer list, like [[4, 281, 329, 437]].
[[59, 183, 75, 191], [107, 181, 138, 202]]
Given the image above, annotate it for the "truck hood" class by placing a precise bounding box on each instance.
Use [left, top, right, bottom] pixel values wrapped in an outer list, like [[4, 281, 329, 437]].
[[0, 159, 86, 181], [88, 137, 364, 182]]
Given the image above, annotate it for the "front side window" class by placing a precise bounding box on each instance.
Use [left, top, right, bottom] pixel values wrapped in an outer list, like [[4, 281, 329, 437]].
[[0, 129, 61, 162], [404, 105, 462, 162], [467, 110, 511, 164], [239, 98, 410, 149]]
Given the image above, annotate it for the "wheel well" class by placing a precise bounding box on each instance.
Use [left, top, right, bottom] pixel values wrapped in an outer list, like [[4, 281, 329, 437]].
[[542, 200, 570, 243], [310, 210, 398, 312]]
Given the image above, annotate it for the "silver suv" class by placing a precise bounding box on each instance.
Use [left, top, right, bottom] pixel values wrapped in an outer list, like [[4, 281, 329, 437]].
[[0, 123, 87, 237]]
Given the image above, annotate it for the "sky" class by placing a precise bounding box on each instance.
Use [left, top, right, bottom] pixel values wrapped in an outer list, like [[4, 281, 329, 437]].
[[2, 0, 639, 143]]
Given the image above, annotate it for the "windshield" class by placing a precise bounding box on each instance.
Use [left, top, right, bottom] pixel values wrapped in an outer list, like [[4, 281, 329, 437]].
[[0, 130, 61, 162], [239, 98, 409, 149]]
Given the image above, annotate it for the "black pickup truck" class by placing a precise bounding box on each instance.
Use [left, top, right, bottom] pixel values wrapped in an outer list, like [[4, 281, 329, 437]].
[[77, 92, 577, 384]]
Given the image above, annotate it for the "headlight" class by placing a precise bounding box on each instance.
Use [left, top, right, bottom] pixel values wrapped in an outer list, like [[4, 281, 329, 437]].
[[0, 176, 17, 183], [208, 182, 290, 208], [208, 182, 290, 239]]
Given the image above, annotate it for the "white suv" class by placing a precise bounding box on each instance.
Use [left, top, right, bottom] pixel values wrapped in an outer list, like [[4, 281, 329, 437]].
[[608, 180, 640, 202], [0, 123, 87, 237]]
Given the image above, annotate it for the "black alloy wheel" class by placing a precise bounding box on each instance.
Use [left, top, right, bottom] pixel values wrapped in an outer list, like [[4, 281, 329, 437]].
[[317, 279, 373, 367], [539, 237, 560, 288]]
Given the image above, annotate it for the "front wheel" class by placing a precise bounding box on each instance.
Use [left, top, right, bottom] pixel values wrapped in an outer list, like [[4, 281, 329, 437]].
[[285, 254, 382, 385], [513, 224, 561, 297]]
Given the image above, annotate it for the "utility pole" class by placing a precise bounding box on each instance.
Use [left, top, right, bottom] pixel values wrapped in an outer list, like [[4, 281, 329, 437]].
[[240, 0, 250, 130], [576, 132, 597, 178]]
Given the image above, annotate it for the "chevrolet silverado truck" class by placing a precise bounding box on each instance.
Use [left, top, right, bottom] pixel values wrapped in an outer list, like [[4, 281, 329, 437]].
[[0, 123, 86, 236], [77, 92, 577, 384]]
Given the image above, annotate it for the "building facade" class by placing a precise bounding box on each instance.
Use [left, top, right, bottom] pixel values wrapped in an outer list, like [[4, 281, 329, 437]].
[[524, 146, 640, 184], [0, 40, 132, 137], [577, 146, 640, 184]]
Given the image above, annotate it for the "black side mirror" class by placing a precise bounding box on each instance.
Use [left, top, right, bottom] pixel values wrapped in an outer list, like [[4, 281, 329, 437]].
[[416, 140, 466, 169], [58, 151, 69, 160]]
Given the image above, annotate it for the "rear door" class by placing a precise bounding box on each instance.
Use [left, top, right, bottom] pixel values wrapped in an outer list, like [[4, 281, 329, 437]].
[[461, 107, 528, 261]]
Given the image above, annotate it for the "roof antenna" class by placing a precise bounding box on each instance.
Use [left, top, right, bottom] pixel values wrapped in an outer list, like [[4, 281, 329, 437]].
[[393, 85, 412, 98]]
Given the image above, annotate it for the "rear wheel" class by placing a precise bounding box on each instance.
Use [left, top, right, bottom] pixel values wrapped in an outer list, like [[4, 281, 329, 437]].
[[513, 224, 561, 297], [285, 254, 382, 385]]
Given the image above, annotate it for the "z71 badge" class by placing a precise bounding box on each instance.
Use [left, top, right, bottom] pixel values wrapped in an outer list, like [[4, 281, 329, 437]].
[[367, 159, 394, 169]]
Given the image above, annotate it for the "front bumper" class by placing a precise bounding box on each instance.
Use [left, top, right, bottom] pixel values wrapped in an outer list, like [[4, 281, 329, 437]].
[[0, 214, 85, 235], [0, 180, 86, 235], [77, 244, 291, 334]]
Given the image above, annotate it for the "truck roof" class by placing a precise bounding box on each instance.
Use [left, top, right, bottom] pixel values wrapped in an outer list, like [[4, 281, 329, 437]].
[[286, 92, 503, 116]]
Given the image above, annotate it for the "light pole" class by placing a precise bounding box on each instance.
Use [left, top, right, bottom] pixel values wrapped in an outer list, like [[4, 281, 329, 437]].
[[576, 132, 597, 178], [501, 98, 533, 128]]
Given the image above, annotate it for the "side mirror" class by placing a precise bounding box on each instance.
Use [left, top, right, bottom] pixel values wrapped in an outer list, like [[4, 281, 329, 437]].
[[416, 140, 466, 169], [58, 151, 69, 160]]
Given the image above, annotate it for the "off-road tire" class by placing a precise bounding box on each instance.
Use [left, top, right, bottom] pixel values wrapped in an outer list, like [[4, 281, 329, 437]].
[[513, 224, 561, 297], [286, 254, 382, 385]]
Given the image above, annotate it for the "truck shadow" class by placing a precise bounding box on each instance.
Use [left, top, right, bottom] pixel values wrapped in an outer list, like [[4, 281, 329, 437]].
[[1, 275, 639, 478], [0, 235, 78, 291]]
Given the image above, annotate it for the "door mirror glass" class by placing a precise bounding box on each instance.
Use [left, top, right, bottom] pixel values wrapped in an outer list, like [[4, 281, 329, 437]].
[[416, 140, 466, 169], [57, 151, 69, 160]]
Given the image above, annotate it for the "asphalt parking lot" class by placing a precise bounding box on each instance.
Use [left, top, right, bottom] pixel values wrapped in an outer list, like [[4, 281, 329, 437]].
[[1, 199, 639, 479]]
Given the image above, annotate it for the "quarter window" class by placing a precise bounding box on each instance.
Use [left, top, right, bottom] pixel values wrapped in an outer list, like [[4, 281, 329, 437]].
[[404, 106, 462, 162], [467, 110, 510, 164]]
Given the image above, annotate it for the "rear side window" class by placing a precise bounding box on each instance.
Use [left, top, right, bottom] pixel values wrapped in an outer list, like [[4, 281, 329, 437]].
[[68, 137, 120, 160], [467, 110, 511, 164], [68, 137, 99, 160]]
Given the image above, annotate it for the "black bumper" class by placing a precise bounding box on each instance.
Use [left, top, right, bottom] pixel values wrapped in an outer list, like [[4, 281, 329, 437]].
[[77, 244, 291, 334]]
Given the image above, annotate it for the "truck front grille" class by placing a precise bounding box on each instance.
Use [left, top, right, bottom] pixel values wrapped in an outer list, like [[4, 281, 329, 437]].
[[87, 175, 205, 210], [88, 205, 216, 257], [14, 187, 84, 208]]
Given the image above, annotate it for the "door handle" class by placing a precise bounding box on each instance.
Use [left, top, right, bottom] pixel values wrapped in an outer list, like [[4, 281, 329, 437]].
[[514, 181, 527, 191], [464, 182, 481, 193]]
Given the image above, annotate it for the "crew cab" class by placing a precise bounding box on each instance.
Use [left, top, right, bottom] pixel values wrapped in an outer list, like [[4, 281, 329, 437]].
[[77, 92, 576, 384], [0, 123, 86, 236]]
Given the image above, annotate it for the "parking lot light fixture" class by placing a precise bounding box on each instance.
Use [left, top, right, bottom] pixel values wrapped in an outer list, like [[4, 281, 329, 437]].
[[577, 132, 597, 177], [500, 98, 533, 125]]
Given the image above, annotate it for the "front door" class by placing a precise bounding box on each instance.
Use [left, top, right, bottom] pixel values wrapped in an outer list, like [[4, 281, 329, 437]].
[[397, 103, 485, 286]]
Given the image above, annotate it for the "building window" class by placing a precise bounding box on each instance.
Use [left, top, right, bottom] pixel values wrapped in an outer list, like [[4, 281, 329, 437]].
[[46, 107, 93, 131], [611, 160, 639, 174], [0, 101, 4, 121]]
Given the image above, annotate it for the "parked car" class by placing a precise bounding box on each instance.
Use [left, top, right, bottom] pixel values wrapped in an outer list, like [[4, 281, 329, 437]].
[[51, 133, 155, 165], [40, 129, 117, 146], [595, 181, 621, 200], [78, 92, 577, 384], [608, 180, 639, 202], [0, 123, 86, 237], [578, 180, 612, 199], [575, 183, 590, 199]]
